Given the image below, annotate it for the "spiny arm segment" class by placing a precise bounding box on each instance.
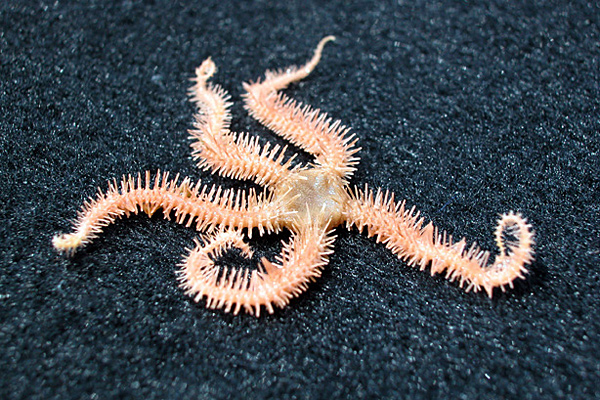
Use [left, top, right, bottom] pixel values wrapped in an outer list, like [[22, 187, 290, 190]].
[[52, 171, 290, 255], [189, 58, 232, 136], [243, 36, 360, 180], [189, 58, 296, 188], [345, 186, 534, 297], [178, 223, 336, 316]]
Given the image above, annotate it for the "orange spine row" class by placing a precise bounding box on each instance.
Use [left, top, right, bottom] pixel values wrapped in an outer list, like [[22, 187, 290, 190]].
[[52, 171, 286, 255], [179, 224, 336, 316], [345, 185, 534, 296], [190, 128, 296, 187], [244, 90, 360, 178]]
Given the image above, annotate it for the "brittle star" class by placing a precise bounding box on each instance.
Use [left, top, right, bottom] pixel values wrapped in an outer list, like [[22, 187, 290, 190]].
[[53, 37, 535, 316]]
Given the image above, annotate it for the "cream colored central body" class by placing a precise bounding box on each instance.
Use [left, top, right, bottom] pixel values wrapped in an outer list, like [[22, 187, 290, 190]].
[[273, 167, 350, 230]]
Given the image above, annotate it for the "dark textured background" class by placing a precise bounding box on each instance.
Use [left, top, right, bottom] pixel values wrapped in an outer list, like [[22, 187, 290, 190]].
[[1, 0, 599, 398]]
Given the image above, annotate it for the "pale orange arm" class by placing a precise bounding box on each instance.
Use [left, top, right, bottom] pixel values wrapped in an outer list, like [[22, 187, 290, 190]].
[[178, 223, 336, 316], [189, 59, 295, 188], [52, 171, 291, 255], [345, 186, 535, 297], [243, 36, 360, 179]]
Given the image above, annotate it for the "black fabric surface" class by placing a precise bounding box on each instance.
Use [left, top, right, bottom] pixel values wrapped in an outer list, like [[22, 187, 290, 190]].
[[1, 1, 599, 398]]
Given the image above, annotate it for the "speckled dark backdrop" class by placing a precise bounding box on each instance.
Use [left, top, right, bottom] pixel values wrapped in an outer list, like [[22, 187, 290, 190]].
[[1, 0, 599, 399]]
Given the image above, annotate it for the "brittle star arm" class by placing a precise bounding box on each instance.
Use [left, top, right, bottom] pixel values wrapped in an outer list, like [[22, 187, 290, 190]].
[[243, 36, 360, 179], [189, 59, 296, 188], [52, 171, 290, 254], [178, 223, 336, 316], [345, 186, 535, 297]]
